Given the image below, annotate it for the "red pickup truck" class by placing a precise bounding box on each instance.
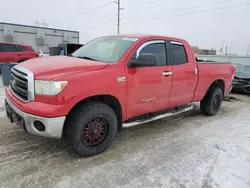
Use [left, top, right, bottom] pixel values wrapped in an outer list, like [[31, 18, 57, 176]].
[[0, 42, 38, 63], [5, 34, 235, 157]]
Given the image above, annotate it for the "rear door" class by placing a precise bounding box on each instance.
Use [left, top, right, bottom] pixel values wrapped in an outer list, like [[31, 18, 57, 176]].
[[168, 41, 198, 107], [126, 40, 173, 117]]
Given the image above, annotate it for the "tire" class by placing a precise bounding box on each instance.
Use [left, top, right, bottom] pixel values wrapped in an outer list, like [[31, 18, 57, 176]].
[[200, 86, 223, 116], [64, 102, 117, 157]]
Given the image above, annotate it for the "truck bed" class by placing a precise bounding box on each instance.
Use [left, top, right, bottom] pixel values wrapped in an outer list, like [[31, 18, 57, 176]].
[[197, 61, 231, 64], [193, 62, 233, 101], [196, 58, 231, 64]]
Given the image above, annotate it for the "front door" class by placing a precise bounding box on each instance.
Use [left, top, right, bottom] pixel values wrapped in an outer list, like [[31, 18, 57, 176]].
[[126, 40, 173, 118], [168, 41, 198, 107]]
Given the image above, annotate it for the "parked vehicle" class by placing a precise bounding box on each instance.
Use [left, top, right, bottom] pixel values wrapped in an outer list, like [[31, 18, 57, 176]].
[[0, 42, 39, 63], [0, 22, 79, 56], [232, 64, 250, 93], [58, 43, 84, 56], [5, 34, 235, 157], [48, 43, 83, 56]]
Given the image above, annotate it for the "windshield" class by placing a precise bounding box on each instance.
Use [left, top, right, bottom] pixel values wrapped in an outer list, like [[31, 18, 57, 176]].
[[71, 36, 138, 63], [236, 65, 250, 73]]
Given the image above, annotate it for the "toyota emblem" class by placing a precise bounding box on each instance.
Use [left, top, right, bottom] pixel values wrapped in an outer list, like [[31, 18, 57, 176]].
[[12, 79, 16, 88]]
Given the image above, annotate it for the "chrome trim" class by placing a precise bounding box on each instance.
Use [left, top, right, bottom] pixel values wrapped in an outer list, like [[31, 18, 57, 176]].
[[123, 105, 193, 128], [162, 72, 173, 76], [194, 68, 198, 75], [10, 64, 35, 102], [5, 95, 66, 139], [11, 74, 27, 85], [117, 77, 126, 82], [11, 68, 26, 78], [228, 85, 233, 93], [171, 41, 184, 45], [141, 98, 155, 103], [136, 40, 165, 58], [9, 86, 28, 103]]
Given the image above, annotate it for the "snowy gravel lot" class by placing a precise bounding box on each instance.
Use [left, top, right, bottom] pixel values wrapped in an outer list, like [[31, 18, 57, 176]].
[[0, 81, 250, 188]]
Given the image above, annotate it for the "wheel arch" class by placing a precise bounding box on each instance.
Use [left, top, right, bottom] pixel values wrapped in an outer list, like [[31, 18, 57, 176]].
[[204, 79, 225, 98], [63, 94, 123, 135], [209, 79, 225, 94]]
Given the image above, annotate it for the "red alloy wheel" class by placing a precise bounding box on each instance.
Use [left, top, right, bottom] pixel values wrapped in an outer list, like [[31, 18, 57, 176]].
[[81, 116, 110, 147]]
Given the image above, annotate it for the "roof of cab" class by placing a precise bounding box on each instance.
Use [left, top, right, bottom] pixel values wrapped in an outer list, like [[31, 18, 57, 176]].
[[107, 34, 186, 42]]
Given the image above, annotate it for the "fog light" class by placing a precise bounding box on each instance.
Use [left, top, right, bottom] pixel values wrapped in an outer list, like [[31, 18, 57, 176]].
[[33, 121, 45, 132]]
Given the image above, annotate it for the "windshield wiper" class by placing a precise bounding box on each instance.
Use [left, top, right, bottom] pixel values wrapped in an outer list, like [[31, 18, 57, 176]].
[[74, 56, 97, 61]]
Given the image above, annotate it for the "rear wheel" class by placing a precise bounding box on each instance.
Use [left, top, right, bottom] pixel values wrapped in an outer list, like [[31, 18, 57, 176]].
[[64, 102, 117, 157], [200, 86, 223, 116]]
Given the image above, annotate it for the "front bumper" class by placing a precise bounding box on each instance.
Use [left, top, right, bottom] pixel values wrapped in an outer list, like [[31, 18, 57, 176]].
[[232, 83, 250, 89], [5, 95, 66, 139]]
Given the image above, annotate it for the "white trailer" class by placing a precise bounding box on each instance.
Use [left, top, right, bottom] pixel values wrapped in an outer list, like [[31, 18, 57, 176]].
[[0, 22, 79, 55]]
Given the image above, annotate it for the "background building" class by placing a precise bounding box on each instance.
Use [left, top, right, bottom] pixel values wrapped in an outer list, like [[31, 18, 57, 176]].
[[191, 46, 216, 55], [0, 22, 79, 55]]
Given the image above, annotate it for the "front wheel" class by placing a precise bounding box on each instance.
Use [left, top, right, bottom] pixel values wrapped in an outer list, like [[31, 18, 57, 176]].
[[200, 86, 223, 116], [64, 102, 117, 157]]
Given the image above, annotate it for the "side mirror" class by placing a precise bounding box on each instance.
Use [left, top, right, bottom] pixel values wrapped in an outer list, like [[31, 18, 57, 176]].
[[129, 53, 157, 68]]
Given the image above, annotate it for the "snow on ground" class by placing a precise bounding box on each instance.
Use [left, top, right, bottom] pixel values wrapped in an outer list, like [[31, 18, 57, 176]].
[[0, 79, 249, 187]]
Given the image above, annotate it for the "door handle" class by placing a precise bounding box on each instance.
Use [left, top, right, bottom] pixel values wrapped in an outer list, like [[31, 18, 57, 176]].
[[162, 72, 173, 76]]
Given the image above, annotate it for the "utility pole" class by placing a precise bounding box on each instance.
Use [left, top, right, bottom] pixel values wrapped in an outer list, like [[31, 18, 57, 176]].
[[219, 38, 224, 53], [229, 41, 233, 55], [225, 46, 228, 55], [114, 0, 123, 34], [246, 44, 250, 56]]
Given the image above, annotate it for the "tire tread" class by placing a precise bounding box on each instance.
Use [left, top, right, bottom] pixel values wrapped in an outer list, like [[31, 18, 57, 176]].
[[64, 102, 117, 157], [200, 86, 223, 116]]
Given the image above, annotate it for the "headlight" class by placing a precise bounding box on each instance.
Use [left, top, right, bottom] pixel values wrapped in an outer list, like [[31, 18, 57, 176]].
[[35, 80, 68, 95]]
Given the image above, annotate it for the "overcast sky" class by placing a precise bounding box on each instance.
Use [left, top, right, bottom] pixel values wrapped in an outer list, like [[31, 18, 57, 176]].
[[1, 0, 250, 55]]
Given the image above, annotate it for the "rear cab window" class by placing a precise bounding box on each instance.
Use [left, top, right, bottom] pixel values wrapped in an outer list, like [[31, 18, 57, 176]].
[[16, 45, 26, 52], [170, 41, 188, 65]]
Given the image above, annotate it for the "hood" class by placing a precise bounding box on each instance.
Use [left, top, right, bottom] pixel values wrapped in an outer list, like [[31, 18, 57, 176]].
[[20, 56, 109, 79]]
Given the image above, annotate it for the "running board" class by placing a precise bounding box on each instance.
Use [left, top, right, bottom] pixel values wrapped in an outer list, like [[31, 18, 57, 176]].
[[122, 105, 193, 128]]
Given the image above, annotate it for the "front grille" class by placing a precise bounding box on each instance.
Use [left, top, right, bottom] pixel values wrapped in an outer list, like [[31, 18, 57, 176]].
[[238, 79, 250, 84], [10, 67, 29, 101], [236, 78, 250, 86]]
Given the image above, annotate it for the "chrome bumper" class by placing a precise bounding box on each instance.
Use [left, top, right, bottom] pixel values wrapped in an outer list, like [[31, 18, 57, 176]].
[[5, 96, 66, 139]]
